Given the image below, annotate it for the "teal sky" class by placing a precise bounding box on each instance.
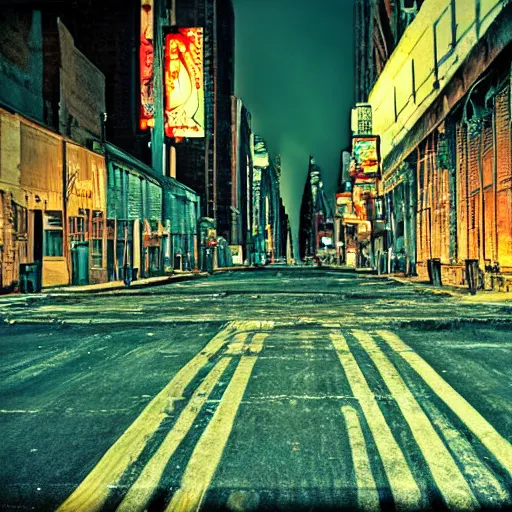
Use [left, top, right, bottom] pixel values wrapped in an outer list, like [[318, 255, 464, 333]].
[[232, 0, 355, 244]]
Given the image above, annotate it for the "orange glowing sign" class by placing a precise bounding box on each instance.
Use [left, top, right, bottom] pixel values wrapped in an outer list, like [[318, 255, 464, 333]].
[[352, 136, 380, 176], [140, 0, 154, 130], [164, 28, 204, 138]]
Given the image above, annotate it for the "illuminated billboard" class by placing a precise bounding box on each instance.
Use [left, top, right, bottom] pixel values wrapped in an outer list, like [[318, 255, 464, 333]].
[[352, 136, 380, 176], [140, 0, 154, 130], [164, 28, 204, 138], [336, 192, 352, 206]]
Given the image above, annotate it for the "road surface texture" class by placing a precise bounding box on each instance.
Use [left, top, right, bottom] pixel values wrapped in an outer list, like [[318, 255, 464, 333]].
[[1, 268, 511, 511]]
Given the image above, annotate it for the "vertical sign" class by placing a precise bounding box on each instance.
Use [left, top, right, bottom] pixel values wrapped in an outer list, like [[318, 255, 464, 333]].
[[164, 28, 204, 138], [140, 0, 154, 130], [352, 136, 380, 177]]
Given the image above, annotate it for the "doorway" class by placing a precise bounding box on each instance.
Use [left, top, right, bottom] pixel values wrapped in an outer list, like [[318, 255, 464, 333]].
[[33, 210, 43, 262]]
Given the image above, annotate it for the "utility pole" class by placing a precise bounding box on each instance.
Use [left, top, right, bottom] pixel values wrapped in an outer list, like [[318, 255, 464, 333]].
[[151, 0, 165, 176]]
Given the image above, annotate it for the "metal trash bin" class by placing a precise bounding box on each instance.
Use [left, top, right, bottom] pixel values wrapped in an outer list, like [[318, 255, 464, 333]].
[[432, 258, 442, 286], [465, 259, 479, 295], [426, 258, 442, 286], [71, 241, 89, 286], [121, 264, 132, 286], [19, 262, 42, 293]]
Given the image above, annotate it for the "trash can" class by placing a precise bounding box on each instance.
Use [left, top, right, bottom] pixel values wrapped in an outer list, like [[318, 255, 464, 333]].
[[465, 259, 479, 295], [132, 268, 138, 281], [71, 241, 89, 286], [426, 258, 442, 286], [19, 262, 42, 293], [121, 264, 132, 286], [431, 258, 442, 286], [202, 248, 213, 274]]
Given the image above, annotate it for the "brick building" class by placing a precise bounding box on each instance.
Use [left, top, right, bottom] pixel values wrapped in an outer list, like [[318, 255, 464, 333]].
[[351, 0, 512, 289]]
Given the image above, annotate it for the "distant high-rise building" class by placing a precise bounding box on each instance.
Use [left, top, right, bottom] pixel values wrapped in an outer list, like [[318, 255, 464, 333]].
[[173, 0, 235, 241], [299, 156, 334, 261], [42, 0, 235, 239]]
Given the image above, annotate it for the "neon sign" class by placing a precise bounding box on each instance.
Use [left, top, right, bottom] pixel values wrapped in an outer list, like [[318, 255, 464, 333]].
[[164, 28, 204, 138], [140, 0, 154, 130]]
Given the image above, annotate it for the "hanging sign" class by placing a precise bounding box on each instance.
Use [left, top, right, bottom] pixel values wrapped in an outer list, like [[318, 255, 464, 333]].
[[352, 136, 380, 176], [164, 28, 205, 138], [140, 0, 154, 130]]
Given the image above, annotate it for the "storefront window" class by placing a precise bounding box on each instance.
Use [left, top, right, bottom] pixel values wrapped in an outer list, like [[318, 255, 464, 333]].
[[69, 215, 87, 242], [44, 212, 63, 257]]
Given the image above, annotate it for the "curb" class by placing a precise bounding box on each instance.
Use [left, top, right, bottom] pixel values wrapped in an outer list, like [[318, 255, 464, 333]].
[[386, 275, 512, 303], [44, 272, 209, 295], [387, 276, 464, 298]]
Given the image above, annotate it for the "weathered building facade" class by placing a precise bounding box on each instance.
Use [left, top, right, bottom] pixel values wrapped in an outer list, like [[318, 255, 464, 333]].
[[1, 6, 201, 292], [0, 110, 66, 290], [353, 0, 512, 288]]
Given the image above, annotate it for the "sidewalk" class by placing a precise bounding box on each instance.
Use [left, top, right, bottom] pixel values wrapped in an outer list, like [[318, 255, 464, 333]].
[[46, 271, 209, 294], [321, 264, 512, 303], [215, 265, 261, 273], [386, 274, 512, 303]]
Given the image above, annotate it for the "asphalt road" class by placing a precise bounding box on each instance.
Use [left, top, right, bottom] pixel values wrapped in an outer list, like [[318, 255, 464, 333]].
[[1, 268, 511, 511]]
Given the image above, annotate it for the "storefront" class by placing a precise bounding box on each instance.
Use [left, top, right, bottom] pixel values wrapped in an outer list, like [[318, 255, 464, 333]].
[[65, 142, 107, 285], [162, 177, 200, 272], [106, 143, 164, 281], [0, 110, 68, 290]]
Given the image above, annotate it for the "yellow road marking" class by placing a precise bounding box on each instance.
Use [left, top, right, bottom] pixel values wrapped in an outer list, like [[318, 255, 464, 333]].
[[330, 333, 422, 510], [422, 400, 511, 507], [166, 334, 268, 512], [342, 405, 380, 512], [249, 333, 267, 354], [117, 357, 232, 512], [57, 322, 240, 512], [377, 330, 512, 479], [225, 333, 250, 355], [352, 330, 478, 511], [225, 322, 273, 355]]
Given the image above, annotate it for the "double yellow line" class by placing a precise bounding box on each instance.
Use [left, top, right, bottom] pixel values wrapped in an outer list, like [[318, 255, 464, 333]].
[[332, 329, 512, 511], [58, 321, 273, 512]]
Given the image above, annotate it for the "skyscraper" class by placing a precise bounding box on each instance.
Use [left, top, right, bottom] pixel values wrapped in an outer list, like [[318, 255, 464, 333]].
[[172, 0, 235, 241]]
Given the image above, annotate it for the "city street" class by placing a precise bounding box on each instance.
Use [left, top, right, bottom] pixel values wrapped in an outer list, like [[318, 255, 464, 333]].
[[1, 268, 511, 511]]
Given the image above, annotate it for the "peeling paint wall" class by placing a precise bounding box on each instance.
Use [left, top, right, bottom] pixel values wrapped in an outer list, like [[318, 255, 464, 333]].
[[0, 109, 68, 288]]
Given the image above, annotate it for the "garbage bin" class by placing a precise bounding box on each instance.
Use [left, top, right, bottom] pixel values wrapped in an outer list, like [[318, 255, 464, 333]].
[[121, 264, 132, 286], [426, 258, 442, 286], [71, 241, 89, 286], [19, 262, 42, 293], [465, 259, 479, 295], [432, 258, 442, 286], [132, 268, 138, 281]]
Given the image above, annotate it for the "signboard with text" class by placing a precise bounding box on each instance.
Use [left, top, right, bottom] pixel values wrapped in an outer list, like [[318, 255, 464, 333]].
[[352, 136, 380, 176], [164, 28, 204, 138], [140, 0, 154, 130]]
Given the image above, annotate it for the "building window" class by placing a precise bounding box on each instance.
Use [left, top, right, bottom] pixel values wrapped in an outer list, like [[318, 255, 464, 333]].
[[69, 215, 88, 242], [92, 211, 104, 268], [44, 212, 63, 257]]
